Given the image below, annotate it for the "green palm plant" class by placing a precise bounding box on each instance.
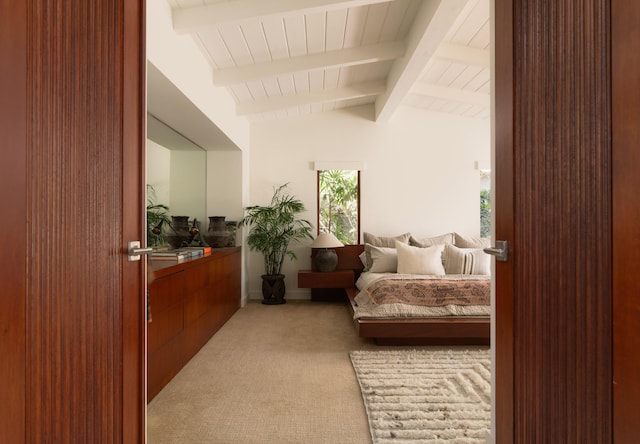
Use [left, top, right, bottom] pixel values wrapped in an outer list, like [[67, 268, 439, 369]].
[[239, 184, 313, 277], [146, 184, 171, 247]]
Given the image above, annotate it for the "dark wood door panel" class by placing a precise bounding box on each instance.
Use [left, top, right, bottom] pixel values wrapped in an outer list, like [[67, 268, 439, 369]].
[[0, 0, 146, 442], [495, 0, 613, 441]]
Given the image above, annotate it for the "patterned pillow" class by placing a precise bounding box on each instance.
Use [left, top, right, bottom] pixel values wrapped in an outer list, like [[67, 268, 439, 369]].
[[443, 244, 490, 275]]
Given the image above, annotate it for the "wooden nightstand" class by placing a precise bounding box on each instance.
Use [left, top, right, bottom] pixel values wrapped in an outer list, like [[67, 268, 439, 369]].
[[297, 269, 355, 301]]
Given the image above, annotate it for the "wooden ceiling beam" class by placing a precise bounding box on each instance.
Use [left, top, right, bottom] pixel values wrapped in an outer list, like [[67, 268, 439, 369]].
[[214, 41, 405, 86], [374, 0, 471, 122], [435, 42, 489, 67], [236, 80, 385, 115], [173, 0, 395, 33], [411, 82, 489, 107]]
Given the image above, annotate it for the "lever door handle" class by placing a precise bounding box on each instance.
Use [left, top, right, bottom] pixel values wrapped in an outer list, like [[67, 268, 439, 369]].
[[483, 240, 509, 262], [128, 241, 153, 262]]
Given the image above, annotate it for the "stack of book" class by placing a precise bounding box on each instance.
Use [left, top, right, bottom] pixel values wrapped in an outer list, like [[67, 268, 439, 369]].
[[180, 246, 212, 257], [150, 250, 190, 262], [151, 246, 212, 262]]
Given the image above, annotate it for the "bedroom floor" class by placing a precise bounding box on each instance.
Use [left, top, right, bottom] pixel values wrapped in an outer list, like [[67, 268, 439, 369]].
[[146, 300, 381, 444]]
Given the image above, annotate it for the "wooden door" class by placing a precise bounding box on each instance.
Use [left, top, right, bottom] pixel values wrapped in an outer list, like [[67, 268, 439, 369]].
[[0, 1, 146, 442], [612, 1, 640, 442], [494, 0, 613, 441]]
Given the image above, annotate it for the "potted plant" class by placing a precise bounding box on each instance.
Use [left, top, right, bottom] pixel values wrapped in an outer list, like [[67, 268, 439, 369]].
[[146, 185, 171, 248], [239, 184, 313, 305]]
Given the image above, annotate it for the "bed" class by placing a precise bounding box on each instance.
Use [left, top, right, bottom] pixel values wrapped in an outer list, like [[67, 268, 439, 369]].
[[340, 232, 491, 345]]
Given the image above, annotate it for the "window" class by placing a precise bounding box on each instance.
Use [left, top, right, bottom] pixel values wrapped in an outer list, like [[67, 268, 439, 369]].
[[480, 169, 491, 237], [317, 169, 360, 245]]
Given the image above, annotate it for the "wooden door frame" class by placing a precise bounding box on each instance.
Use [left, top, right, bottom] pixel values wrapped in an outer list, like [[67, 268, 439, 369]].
[[493, 0, 514, 439], [0, 0, 28, 440], [612, 1, 640, 442], [123, 0, 147, 441]]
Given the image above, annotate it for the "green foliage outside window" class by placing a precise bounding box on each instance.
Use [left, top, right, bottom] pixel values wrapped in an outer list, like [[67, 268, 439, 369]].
[[319, 170, 358, 245], [480, 189, 491, 238]]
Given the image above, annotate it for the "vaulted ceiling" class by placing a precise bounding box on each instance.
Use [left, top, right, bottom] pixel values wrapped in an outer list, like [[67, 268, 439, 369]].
[[165, 0, 490, 123]]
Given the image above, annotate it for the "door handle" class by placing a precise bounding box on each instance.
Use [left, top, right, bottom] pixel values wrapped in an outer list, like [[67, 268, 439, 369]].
[[483, 240, 509, 262], [128, 241, 153, 262]]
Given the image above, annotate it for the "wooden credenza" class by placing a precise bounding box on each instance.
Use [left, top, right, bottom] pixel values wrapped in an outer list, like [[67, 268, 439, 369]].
[[147, 247, 241, 401]]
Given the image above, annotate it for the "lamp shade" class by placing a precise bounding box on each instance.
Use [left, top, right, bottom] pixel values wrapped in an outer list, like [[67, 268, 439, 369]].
[[310, 232, 344, 249]]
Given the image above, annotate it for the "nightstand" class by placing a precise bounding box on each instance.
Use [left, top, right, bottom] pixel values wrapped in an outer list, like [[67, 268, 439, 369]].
[[297, 269, 355, 302]]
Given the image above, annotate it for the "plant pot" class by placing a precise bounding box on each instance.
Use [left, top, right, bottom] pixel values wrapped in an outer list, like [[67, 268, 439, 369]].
[[261, 274, 286, 305]]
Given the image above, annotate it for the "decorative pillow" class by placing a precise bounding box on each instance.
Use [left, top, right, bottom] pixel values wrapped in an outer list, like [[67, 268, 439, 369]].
[[367, 244, 398, 273], [362, 232, 410, 271], [363, 232, 410, 247], [396, 241, 445, 275], [358, 251, 369, 269], [443, 243, 490, 275], [454, 233, 491, 248], [409, 232, 455, 248]]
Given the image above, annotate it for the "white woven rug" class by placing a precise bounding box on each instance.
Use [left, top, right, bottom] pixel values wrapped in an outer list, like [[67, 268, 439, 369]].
[[350, 348, 491, 443]]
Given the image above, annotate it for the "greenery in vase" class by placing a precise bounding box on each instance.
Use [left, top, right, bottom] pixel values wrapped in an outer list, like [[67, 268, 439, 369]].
[[239, 183, 313, 276], [146, 185, 171, 247]]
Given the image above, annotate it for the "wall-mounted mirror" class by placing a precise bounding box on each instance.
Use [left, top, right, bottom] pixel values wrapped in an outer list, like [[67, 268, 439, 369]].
[[146, 113, 206, 241]]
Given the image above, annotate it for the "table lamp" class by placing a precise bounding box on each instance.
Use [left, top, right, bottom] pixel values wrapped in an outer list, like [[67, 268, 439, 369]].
[[311, 232, 344, 272]]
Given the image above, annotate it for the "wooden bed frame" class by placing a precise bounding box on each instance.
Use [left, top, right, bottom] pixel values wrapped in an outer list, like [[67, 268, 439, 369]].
[[334, 245, 490, 346]]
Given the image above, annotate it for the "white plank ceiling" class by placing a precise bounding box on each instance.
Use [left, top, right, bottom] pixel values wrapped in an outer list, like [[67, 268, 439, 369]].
[[165, 0, 490, 122]]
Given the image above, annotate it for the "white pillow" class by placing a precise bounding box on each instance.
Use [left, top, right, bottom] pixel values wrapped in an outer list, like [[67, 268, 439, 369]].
[[358, 251, 368, 269], [395, 241, 445, 275], [443, 244, 490, 275], [454, 233, 491, 248], [363, 231, 410, 247], [367, 244, 398, 273], [409, 232, 455, 247], [362, 232, 410, 271]]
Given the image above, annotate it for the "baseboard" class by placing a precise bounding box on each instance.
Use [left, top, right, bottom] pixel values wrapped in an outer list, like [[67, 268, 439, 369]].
[[247, 290, 311, 301]]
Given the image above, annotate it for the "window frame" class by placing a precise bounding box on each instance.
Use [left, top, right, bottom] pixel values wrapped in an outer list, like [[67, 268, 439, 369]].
[[316, 169, 361, 245]]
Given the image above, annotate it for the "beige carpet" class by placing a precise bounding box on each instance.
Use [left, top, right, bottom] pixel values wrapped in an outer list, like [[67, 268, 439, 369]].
[[147, 300, 380, 444], [350, 348, 491, 443]]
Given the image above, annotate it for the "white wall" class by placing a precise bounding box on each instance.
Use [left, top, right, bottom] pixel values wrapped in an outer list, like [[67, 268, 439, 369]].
[[206, 150, 244, 237], [170, 150, 207, 225], [247, 105, 491, 300], [146, 0, 250, 152], [146, 140, 207, 228], [146, 139, 171, 206]]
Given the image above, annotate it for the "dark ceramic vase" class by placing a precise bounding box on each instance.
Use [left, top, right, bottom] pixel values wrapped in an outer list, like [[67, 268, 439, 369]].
[[166, 215, 192, 249], [204, 216, 232, 248]]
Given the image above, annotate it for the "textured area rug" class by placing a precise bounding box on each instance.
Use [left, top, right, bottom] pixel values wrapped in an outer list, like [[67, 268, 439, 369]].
[[350, 348, 491, 443]]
